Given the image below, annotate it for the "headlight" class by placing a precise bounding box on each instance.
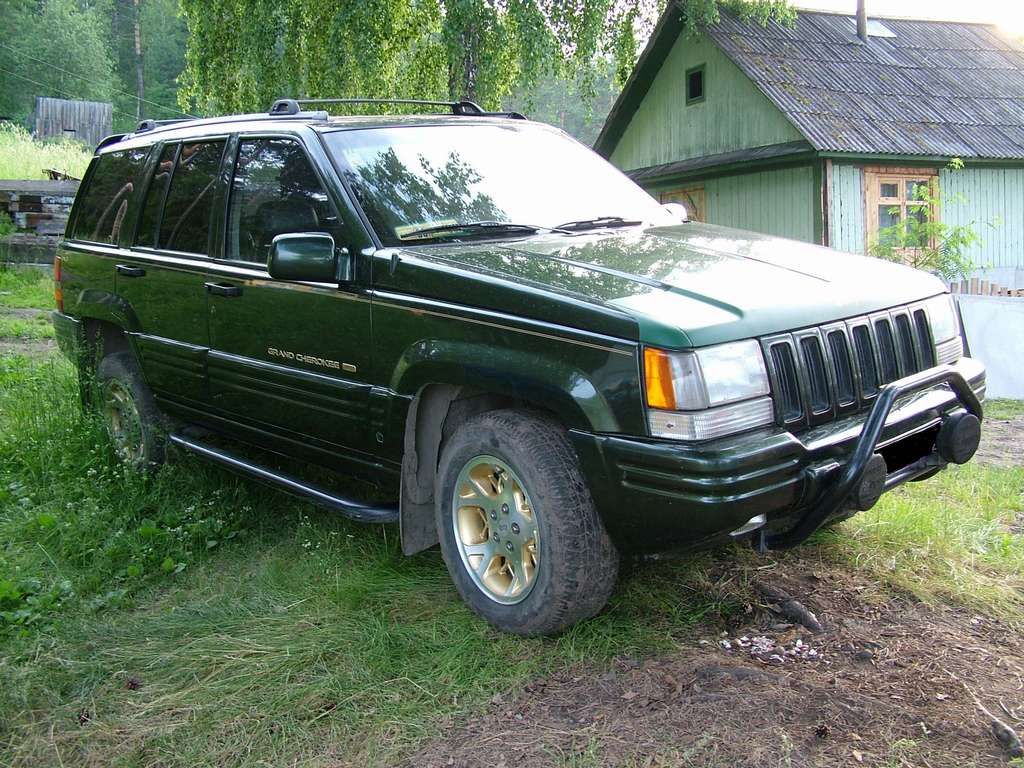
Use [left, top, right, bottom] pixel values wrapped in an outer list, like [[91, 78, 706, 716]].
[[925, 294, 963, 364], [644, 340, 773, 440]]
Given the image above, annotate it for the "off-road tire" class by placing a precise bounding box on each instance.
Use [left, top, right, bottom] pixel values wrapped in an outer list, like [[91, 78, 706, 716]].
[[96, 351, 166, 471], [436, 408, 618, 635]]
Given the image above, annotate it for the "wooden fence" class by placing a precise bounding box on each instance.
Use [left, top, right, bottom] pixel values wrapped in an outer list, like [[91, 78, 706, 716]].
[[34, 97, 112, 149], [949, 278, 1024, 297]]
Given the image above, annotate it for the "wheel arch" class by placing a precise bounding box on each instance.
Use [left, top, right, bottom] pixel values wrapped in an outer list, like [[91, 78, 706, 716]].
[[399, 381, 572, 556]]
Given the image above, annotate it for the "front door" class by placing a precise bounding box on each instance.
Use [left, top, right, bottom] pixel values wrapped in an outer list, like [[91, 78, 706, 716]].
[[117, 139, 226, 407], [205, 135, 375, 461]]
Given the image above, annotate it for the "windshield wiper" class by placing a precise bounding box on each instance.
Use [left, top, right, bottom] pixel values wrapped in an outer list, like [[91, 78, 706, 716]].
[[399, 220, 568, 241], [554, 215, 643, 231]]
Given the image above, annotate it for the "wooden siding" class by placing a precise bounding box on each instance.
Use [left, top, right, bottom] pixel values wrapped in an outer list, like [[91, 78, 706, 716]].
[[939, 167, 1024, 270], [650, 165, 816, 242], [828, 163, 866, 254], [609, 35, 804, 173], [34, 97, 113, 149]]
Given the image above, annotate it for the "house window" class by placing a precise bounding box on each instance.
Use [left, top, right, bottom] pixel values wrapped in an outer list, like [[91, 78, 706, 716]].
[[660, 186, 705, 222], [864, 167, 938, 254], [685, 64, 705, 105]]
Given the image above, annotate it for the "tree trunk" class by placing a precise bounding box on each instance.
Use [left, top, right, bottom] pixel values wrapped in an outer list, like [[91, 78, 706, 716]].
[[447, 24, 478, 103], [133, 0, 144, 119]]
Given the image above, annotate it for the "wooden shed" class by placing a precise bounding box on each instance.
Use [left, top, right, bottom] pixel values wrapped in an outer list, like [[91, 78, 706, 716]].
[[595, 8, 1024, 289], [33, 97, 113, 149]]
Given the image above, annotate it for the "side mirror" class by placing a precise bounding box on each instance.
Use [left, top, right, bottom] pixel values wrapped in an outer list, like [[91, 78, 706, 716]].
[[268, 232, 350, 283], [662, 202, 689, 223]]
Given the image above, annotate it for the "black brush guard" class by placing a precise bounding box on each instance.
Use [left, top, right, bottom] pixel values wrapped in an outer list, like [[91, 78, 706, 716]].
[[757, 366, 983, 551]]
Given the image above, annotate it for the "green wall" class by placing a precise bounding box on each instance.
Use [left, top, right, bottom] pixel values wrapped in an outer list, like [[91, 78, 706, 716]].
[[609, 35, 804, 172], [649, 165, 817, 242], [828, 163, 865, 255], [939, 166, 1024, 269]]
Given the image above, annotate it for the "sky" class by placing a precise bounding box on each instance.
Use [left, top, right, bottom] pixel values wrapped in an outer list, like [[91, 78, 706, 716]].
[[793, 0, 1024, 34]]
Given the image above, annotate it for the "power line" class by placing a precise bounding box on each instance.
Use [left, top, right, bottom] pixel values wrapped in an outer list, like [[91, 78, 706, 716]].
[[0, 41, 194, 118], [0, 65, 154, 125]]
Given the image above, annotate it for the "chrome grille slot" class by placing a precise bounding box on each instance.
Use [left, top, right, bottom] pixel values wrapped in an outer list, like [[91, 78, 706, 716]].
[[770, 342, 802, 422], [894, 313, 917, 374], [914, 308, 936, 368], [799, 336, 830, 414], [874, 317, 899, 383], [852, 324, 879, 397], [762, 302, 937, 432], [827, 330, 855, 406]]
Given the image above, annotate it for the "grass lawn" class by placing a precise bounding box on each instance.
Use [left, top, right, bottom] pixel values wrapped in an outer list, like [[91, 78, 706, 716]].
[[1, 267, 1022, 766]]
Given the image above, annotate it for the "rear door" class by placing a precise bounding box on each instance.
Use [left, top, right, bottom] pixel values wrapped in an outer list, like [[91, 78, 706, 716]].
[[204, 132, 377, 461], [117, 138, 227, 408]]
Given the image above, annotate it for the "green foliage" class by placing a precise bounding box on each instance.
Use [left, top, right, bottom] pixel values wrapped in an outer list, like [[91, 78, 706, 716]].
[[178, 1, 794, 114], [869, 159, 994, 281], [0, 123, 92, 181], [0, 212, 15, 239], [0, 0, 187, 136], [0, 0, 118, 123]]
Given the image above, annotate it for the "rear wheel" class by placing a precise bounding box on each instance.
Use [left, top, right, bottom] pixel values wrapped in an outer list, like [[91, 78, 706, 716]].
[[436, 409, 618, 635], [96, 352, 165, 471]]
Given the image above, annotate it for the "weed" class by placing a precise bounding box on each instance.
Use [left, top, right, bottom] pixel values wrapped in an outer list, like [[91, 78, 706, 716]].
[[0, 124, 91, 180], [0, 266, 54, 310]]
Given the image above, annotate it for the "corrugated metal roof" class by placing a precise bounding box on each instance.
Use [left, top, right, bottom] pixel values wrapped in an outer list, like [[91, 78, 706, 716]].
[[707, 11, 1024, 158]]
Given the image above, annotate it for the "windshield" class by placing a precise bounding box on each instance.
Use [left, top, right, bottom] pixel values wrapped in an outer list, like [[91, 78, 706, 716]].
[[323, 123, 674, 245]]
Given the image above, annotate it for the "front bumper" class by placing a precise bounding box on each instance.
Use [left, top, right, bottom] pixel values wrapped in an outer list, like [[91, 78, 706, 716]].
[[570, 356, 987, 553]]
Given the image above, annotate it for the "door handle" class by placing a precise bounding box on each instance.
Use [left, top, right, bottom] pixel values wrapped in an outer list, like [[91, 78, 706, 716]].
[[205, 282, 243, 297], [116, 264, 146, 278]]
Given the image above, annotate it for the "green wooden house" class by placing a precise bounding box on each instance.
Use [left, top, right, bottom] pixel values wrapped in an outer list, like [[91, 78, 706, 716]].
[[595, 7, 1024, 288]]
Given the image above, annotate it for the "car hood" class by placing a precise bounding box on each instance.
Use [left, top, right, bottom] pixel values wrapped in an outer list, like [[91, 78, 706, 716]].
[[409, 222, 947, 347]]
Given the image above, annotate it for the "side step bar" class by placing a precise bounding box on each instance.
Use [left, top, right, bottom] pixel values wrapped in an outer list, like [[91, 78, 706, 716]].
[[168, 433, 399, 524]]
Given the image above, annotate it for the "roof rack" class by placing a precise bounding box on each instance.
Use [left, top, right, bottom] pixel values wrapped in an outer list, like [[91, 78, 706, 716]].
[[135, 118, 192, 133], [269, 97, 527, 120], [95, 133, 128, 152]]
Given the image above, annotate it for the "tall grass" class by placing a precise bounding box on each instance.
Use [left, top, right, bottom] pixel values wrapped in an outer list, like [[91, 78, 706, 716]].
[[0, 123, 92, 180]]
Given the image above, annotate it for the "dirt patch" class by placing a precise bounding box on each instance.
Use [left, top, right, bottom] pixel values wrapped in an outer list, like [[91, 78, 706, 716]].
[[2, 307, 47, 320], [407, 564, 1024, 767], [975, 415, 1024, 468], [0, 337, 56, 356]]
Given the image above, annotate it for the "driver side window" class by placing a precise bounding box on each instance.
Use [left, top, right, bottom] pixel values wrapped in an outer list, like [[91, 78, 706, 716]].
[[226, 137, 338, 264]]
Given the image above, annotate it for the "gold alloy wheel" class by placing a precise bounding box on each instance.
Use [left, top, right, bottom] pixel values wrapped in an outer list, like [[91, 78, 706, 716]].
[[452, 455, 540, 605], [103, 380, 145, 466]]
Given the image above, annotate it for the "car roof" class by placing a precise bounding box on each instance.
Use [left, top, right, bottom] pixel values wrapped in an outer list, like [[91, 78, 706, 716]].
[[96, 109, 535, 155]]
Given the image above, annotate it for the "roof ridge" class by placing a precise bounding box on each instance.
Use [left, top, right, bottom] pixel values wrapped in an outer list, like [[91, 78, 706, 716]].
[[755, 8, 1002, 27]]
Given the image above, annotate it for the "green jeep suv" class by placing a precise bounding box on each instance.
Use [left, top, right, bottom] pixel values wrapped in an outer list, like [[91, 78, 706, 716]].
[[52, 99, 985, 635]]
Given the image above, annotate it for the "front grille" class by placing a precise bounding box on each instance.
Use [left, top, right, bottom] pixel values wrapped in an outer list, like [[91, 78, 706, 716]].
[[762, 302, 937, 430]]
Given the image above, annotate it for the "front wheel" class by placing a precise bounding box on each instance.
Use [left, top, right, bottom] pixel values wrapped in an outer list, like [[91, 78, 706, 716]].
[[435, 409, 618, 635]]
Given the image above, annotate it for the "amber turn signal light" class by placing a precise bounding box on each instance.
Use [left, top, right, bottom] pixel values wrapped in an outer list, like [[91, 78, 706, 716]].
[[643, 347, 676, 410]]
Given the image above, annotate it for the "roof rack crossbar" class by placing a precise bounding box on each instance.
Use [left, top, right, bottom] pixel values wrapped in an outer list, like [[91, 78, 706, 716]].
[[135, 118, 191, 133], [279, 97, 527, 120]]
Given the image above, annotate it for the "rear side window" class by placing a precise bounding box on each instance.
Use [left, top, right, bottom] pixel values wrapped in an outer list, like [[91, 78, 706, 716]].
[[72, 149, 147, 244], [226, 138, 337, 263], [134, 144, 177, 248], [158, 140, 225, 254]]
